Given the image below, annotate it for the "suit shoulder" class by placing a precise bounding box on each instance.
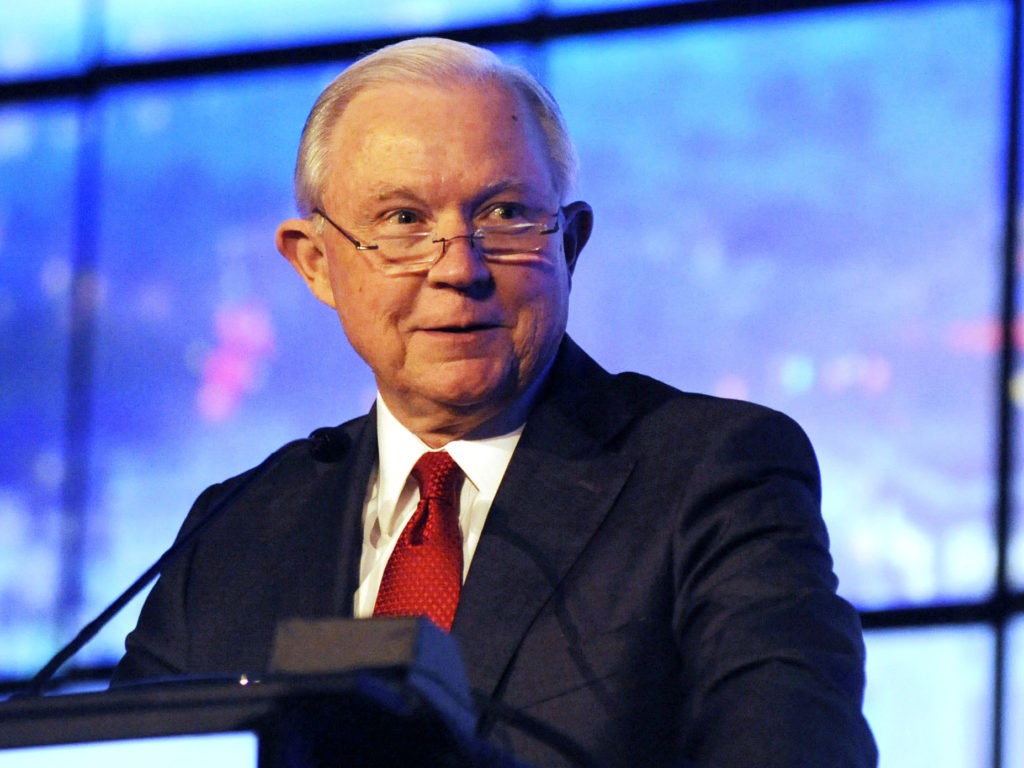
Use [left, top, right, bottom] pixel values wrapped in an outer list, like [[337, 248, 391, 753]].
[[609, 369, 801, 427], [604, 370, 815, 461]]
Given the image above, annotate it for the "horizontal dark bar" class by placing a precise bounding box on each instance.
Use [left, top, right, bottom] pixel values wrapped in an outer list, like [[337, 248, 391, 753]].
[[0, 0, 911, 103], [1, 590, 1021, 695], [861, 591, 1024, 631]]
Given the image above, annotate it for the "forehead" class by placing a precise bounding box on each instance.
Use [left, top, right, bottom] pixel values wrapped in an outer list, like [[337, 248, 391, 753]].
[[326, 79, 557, 201]]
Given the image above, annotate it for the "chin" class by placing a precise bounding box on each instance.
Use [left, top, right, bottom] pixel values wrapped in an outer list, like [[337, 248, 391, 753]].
[[427, 375, 521, 416], [436, 383, 512, 411], [428, 357, 512, 392]]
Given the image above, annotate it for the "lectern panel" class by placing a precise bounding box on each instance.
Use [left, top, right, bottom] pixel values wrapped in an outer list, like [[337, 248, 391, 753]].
[[0, 732, 257, 768]]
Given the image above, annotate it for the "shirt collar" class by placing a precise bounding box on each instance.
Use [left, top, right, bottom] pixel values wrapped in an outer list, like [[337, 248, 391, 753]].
[[374, 395, 524, 523]]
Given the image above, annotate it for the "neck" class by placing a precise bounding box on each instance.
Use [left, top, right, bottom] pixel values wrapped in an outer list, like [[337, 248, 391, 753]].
[[381, 365, 553, 449]]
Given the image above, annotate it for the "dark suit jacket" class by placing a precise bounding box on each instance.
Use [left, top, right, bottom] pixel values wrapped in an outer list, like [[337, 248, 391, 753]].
[[114, 337, 877, 767]]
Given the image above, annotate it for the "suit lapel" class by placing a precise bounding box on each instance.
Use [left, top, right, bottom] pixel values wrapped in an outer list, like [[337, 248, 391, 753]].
[[293, 411, 378, 617], [452, 338, 636, 697]]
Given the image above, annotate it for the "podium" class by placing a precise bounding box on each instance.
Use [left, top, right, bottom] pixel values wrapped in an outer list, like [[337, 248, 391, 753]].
[[0, 618, 525, 767]]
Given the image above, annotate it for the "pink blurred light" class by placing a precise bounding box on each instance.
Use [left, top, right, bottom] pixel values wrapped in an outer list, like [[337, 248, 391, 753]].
[[944, 316, 1024, 355], [195, 301, 276, 423]]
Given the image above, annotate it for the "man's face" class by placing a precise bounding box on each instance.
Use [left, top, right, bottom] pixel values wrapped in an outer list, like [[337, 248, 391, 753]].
[[298, 79, 587, 439]]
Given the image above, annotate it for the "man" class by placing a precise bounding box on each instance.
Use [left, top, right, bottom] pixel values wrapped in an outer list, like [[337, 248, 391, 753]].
[[114, 37, 877, 767]]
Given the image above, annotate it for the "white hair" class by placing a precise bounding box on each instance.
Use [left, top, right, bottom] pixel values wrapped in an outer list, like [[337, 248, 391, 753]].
[[293, 37, 579, 215]]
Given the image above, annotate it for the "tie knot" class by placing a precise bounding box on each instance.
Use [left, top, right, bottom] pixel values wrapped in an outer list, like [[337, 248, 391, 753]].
[[411, 451, 462, 501]]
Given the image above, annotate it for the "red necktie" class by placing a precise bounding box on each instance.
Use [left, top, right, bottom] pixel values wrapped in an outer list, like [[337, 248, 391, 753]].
[[373, 451, 464, 631]]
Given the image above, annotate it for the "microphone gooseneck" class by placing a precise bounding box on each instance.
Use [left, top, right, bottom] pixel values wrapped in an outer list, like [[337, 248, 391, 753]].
[[18, 435, 331, 698]]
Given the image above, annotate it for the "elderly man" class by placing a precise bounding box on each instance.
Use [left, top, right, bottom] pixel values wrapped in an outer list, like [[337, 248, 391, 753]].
[[114, 38, 876, 768]]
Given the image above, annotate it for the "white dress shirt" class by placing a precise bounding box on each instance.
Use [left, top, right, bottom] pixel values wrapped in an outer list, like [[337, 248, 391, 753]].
[[352, 395, 524, 618]]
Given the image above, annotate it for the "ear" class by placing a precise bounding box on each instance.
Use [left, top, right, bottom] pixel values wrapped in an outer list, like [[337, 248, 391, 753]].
[[560, 200, 593, 275], [276, 218, 338, 309]]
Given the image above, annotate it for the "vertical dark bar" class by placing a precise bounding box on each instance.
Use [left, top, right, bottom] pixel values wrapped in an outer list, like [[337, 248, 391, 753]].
[[57, 104, 98, 641], [56, 1, 105, 647], [994, 1, 1022, 767]]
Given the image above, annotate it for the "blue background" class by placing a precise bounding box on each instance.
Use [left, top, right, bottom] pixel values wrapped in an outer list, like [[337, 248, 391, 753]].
[[1, 2, 1021, 766]]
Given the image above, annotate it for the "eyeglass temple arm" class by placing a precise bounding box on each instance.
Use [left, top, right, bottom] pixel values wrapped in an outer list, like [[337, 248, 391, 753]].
[[312, 208, 380, 251]]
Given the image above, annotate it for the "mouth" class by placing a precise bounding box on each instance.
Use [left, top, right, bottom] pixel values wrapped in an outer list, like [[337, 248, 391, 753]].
[[433, 323, 500, 333], [421, 319, 503, 334]]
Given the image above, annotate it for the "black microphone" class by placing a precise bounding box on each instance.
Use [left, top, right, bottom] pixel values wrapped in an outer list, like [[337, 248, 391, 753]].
[[17, 432, 339, 698], [308, 425, 351, 462]]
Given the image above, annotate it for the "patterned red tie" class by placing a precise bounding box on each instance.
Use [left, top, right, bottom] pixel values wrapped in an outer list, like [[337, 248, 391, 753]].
[[373, 451, 464, 631]]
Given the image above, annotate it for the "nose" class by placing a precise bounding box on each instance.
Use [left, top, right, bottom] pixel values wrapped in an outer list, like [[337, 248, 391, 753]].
[[427, 231, 491, 288]]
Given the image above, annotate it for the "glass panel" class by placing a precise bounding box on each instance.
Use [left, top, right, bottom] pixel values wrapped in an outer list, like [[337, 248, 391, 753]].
[[0, 3, 89, 81], [863, 627, 993, 768], [102, 0, 533, 62], [548, 1, 1008, 609], [1014, 47, 1024, 593], [1007, 615, 1024, 768], [0, 102, 78, 676], [0, 732, 258, 767], [71, 42, 533, 668], [0, 0, 1015, 687], [63, 65, 376, 667]]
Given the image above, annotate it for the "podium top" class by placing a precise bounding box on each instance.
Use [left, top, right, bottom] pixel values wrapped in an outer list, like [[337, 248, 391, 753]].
[[0, 675, 346, 749]]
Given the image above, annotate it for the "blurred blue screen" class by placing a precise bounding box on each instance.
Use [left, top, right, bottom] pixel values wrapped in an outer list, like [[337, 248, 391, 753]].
[[864, 626, 994, 768], [0, 0, 1006, 671], [0, 732, 257, 768], [0, 2, 1019, 768], [553, 2, 1008, 609], [101, 0, 532, 62], [0, 5, 89, 80]]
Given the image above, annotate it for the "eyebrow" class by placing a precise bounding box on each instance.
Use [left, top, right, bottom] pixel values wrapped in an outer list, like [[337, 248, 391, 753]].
[[368, 185, 428, 204], [367, 178, 546, 204], [473, 179, 545, 203]]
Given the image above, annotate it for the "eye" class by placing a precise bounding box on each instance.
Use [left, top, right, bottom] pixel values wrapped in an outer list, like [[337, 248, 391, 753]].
[[387, 209, 422, 226], [376, 208, 430, 237], [484, 202, 530, 223]]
